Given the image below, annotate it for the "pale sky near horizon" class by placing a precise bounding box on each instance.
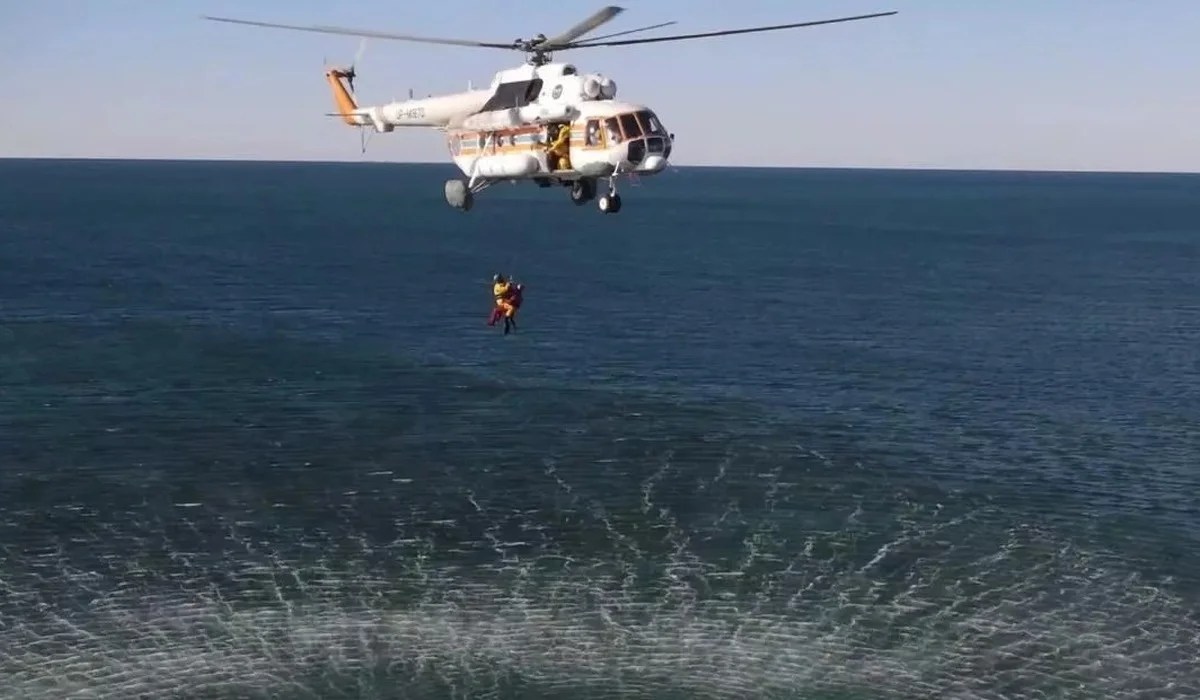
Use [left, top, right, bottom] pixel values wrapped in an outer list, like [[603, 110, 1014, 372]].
[[4, 0, 1199, 172]]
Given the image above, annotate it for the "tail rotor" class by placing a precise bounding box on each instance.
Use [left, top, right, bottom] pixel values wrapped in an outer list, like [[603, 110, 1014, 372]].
[[324, 37, 368, 94]]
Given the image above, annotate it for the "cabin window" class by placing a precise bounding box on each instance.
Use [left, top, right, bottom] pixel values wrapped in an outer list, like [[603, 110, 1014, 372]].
[[604, 118, 622, 145], [508, 133, 517, 146], [476, 134, 486, 150], [619, 113, 642, 139], [635, 110, 665, 135], [585, 120, 602, 147]]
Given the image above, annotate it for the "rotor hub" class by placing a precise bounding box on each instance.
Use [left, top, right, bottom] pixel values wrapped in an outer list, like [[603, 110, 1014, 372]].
[[525, 50, 553, 66]]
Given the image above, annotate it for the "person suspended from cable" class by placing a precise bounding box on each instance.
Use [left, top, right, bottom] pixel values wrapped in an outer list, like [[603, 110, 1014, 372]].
[[488, 273, 517, 334], [507, 282, 524, 333], [489, 273, 511, 321], [509, 282, 524, 313]]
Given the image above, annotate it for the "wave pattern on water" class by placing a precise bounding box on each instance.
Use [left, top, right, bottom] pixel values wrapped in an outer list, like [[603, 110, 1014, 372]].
[[2, 344, 1197, 700], [3, 160, 1200, 700]]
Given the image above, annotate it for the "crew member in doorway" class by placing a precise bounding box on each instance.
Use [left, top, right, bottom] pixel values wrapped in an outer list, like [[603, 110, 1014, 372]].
[[547, 124, 572, 171]]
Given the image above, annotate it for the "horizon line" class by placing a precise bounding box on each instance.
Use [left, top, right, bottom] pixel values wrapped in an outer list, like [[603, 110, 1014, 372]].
[[2, 156, 1198, 177]]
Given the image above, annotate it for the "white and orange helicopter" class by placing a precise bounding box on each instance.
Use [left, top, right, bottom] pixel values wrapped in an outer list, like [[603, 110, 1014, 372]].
[[204, 7, 896, 214]]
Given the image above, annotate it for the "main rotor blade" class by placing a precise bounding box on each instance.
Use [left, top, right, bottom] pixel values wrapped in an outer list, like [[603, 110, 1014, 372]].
[[539, 5, 625, 48], [571, 21, 678, 46], [561, 11, 897, 49], [201, 15, 518, 49]]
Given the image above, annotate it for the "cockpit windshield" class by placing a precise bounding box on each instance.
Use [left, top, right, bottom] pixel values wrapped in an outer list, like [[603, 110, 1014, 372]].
[[618, 113, 641, 139], [635, 110, 666, 135], [601, 111, 669, 144]]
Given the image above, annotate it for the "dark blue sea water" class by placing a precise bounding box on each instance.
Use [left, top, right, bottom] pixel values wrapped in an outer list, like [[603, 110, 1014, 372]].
[[1, 158, 1198, 699]]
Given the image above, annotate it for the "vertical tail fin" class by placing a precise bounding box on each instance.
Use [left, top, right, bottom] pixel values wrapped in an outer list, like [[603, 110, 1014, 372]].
[[325, 69, 360, 126]]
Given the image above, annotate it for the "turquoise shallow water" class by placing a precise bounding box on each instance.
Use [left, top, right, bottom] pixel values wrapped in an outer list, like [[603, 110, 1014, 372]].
[[1, 159, 1198, 698]]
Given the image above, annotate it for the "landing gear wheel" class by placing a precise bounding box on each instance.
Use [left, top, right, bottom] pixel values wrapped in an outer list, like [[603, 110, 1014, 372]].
[[444, 179, 474, 212], [570, 178, 597, 205], [598, 193, 622, 214]]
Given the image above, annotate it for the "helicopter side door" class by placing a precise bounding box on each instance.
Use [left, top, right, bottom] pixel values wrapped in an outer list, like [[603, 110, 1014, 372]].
[[557, 118, 610, 173]]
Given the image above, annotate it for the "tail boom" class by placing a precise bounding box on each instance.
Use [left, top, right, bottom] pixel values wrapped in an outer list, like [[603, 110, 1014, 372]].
[[324, 69, 493, 132]]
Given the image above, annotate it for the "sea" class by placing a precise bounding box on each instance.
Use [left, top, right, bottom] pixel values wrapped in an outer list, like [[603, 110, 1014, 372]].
[[1, 158, 1198, 699]]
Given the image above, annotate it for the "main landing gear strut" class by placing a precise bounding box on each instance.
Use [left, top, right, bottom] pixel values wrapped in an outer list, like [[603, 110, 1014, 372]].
[[569, 177, 621, 214]]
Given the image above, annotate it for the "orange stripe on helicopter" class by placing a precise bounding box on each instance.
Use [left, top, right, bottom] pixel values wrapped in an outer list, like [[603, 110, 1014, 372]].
[[458, 141, 590, 156], [456, 140, 603, 156], [451, 132, 586, 144], [458, 144, 540, 156], [453, 128, 590, 155]]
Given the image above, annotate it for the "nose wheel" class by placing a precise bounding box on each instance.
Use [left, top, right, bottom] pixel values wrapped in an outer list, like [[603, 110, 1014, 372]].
[[598, 194, 622, 213], [597, 179, 622, 214]]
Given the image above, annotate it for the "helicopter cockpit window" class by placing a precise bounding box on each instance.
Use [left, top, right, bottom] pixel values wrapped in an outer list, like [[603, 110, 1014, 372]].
[[562, 64, 577, 76], [604, 118, 622, 145], [619, 113, 642, 139], [636, 110, 665, 135]]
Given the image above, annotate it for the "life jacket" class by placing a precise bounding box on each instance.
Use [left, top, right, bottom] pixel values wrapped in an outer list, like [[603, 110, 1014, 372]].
[[550, 126, 570, 154]]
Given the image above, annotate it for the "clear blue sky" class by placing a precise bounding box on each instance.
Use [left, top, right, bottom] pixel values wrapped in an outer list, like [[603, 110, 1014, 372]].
[[4, 0, 1199, 171]]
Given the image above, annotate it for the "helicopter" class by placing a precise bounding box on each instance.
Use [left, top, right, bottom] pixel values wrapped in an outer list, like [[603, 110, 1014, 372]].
[[203, 7, 897, 214]]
